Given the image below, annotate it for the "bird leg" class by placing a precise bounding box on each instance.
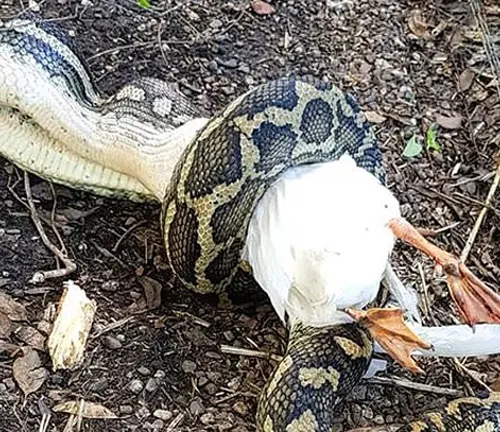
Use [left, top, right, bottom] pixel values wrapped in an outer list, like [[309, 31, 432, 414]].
[[346, 307, 431, 374], [388, 217, 500, 326]]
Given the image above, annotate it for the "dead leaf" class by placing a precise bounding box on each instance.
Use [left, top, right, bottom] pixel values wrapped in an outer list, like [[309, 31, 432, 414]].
[[491, 377, 500, 392], [12, 348, 48, 396], [14, 326, 46, 351], [364, 111, 387, 124], [250, 0, 275, 15], [0, 312, 12, 338], [458, 69, 475, 92], [0, 292, 27, 321], [138, 276, 163, 310], [54, 400, 117, 419], [408, 10, 429, 39], [436, 114, 462, 130]]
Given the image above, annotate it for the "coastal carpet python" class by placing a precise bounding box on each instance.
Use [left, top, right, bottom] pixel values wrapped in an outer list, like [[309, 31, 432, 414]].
[[0, 13, 499, 431]]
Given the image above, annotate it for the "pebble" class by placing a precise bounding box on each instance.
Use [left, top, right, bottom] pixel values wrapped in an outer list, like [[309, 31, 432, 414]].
[[223, 330, 235, 342], [136, 406, 150, 419], [137, 366, 151, 376], [189, 398, 205, 416], [128, 379, 144, 394], [154, 370, 166, 379], [181, 360, 197, 374], [216, 57, 239, 69], [90, 379, 108, 392], [373, 414, 385, 425], [200, 412, 215, 425], [102, 335, 122, 349], [208, 60, 218, 72], [151, 419, 164, 430], [120, 405, 134, 415], [145, 378, 159, 393], [221, 86, 235, 96], [153, 409, 173, 421], [232, 401, 248, 416], [0, 383, 6, 393]]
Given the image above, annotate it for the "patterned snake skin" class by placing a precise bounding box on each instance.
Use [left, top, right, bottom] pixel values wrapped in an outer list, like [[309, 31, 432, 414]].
[[1, 14, 499, 432]]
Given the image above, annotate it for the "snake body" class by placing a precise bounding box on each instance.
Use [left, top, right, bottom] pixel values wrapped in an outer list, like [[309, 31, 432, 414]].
[[1, 14, 499, 431]]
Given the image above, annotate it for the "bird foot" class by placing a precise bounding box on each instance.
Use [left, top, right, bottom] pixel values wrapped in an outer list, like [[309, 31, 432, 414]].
[[388, 217, 500, 326]]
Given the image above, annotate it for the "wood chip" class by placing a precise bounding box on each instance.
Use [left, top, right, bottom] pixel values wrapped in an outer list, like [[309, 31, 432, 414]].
[[12, 348, 48, 396], [53, 400, 118, 419], [47, 281, 96, 371]]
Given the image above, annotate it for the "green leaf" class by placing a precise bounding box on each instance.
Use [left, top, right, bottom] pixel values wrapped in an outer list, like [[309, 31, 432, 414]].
[[402, 135, 423, 158], [137, 0, 151, 8], [426, 124, 441, 152]]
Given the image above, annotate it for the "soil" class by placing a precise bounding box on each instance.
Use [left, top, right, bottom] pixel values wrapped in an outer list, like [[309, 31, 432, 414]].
[[0, 0, 499, 431]]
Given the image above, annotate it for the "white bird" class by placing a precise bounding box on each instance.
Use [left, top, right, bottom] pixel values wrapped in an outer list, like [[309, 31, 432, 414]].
[[243, 154, 500, 369]]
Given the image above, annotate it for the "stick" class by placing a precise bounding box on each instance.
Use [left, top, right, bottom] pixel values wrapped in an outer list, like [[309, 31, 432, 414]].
[[220, 344, 283, 362], [366, 376, 463, 397], [460, 157, 500, 262], [24, 173, 77, 283]]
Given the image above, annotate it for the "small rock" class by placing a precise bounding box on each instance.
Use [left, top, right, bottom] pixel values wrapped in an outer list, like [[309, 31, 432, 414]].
[[223, 330, 235, 342], [90, 378, 108, 392], [151, 419, 164, 430], [216, 57, 239, 68], [232, 401, 248, 416], [145, 378, 159, 393], [181, 360, 197, 374], [373, 415, 385, 425], [208, 60, 218, 72], [200, 412, 215, 425], [154, 370, 166, 380], [102, 335, 122, 349], [120, 405, 134, 415], [136, 406, 150, 419], [137, 366, 151, 376], [189, 398, 205, 416], [128, 379, 144, 394], [153, 409, 173, 421], [238, 63, 250, 74], [205, 382, 218, 395], [0, 383, 7, 393], [221, 86, 234, 96]]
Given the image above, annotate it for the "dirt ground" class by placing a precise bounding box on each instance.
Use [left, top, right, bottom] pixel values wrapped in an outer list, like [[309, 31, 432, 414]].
[[0, 0, 499, 431]]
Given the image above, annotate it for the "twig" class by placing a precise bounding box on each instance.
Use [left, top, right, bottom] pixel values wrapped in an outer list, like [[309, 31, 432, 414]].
[[366, 376, 463, 397], [220, 344, 283, 362], [91, 316, 135, 339], [460, 158, 500, 262], [112, 220, 147, 253], [165, 413, 184, 432], [417, 262, 436, 325], [24, 173, 77, 283], [469, 0, 500, 96], [452, 358, 492, 392]]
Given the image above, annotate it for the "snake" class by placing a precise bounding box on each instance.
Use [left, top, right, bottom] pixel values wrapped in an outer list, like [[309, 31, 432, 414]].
[[1, 13, 499, 431]]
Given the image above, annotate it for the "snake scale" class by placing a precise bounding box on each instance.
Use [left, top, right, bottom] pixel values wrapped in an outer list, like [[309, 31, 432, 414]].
[[1, 13, 499, 431]]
